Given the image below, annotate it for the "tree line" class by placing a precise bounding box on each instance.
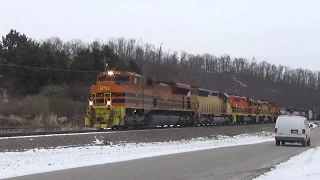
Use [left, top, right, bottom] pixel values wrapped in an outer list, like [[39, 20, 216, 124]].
[[0, 29, 319, 99]]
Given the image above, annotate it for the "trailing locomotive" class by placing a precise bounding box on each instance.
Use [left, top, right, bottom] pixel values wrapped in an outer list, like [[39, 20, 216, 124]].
[[84, 70, 280, 129]]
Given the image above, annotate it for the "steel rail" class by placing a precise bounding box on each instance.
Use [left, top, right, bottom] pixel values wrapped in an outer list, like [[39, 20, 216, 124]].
[[0, 122, 274, 138]]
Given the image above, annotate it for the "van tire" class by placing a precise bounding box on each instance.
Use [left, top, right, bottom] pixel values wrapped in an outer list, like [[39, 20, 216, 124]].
[[307, 138, 311, 146], [281, 141, 285, 145], [302, 140, 307, 147], [276, 140, 280, 146]]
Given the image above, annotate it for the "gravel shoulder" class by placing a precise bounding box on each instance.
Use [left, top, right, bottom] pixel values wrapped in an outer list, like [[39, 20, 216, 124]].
[[0, 123, 275, 152]]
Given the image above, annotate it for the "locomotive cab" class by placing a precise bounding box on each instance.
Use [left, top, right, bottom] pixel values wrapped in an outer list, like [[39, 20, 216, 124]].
[[85, 70, 136, 129], [85, 70, 196, 129]]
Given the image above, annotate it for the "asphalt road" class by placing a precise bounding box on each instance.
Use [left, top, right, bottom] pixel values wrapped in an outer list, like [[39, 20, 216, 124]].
[[8, 127, 320, 180]]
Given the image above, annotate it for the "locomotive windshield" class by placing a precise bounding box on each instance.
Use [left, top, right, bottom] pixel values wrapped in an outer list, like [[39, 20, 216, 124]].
[[97, 75, 130, 82]]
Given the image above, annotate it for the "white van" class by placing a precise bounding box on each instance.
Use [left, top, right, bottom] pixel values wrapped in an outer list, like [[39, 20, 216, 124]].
[[274, 115, 311, 147]]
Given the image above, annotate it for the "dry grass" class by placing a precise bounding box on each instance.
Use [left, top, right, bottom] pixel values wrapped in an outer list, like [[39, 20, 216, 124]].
[[0, 95, 50, 117], [60, 122, 73, 131], [0, 114, 26, 127], [32, 115, 43, 127], [7, 115, 26, 126], [44, 113, 58, 128], [0, 94, 86, 128]]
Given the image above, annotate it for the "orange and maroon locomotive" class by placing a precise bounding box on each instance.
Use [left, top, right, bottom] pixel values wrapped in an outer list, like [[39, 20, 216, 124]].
[[85, 70, 280, 129]]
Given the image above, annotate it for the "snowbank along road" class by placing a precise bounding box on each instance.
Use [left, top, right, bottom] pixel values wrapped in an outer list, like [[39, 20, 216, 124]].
[[2, 123, 318, 180], [254, 146, 320, 180]]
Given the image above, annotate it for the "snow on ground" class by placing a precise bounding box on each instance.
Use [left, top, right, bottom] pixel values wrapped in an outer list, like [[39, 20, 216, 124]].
[[254, 146, 320, 180], [232, 76, 247, 87], [0, 132, 274, 179], [309, 121, 318, 130], [266, 89, 277, 93]]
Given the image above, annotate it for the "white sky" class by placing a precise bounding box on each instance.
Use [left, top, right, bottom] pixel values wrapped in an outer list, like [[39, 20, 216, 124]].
[[1, 0, 319, 71]]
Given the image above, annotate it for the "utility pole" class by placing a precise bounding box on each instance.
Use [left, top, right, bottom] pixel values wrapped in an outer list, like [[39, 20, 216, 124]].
[[101, 57, 109, 72]]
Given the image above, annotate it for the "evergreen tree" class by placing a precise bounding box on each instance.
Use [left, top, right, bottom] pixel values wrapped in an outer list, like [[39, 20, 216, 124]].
[[127, 59, 142, 74]]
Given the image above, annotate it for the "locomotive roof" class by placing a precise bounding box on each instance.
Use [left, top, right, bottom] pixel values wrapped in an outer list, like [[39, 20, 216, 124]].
[[98, 71, 143, 77], [158, 83, 170, 87], [191, 87, 229, 99], [146, 76, 156, 80], [161, 82, 192, 90], [174, 82, 191, 89], [222, 93, 229, 98], [227, 94, 243, 97], [219, 93, 229, 100], [196, 87, 219, 94], [126, 71, 142, 77]]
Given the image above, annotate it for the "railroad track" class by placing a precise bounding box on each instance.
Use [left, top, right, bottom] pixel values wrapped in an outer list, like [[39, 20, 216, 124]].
[[0, 126, 87, 132], [0, 122, 275, 138], [0, 126, 185, 138]]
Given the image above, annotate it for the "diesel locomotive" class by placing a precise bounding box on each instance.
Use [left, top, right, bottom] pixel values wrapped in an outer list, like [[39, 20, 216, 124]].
[[85, 70, 280, 129]]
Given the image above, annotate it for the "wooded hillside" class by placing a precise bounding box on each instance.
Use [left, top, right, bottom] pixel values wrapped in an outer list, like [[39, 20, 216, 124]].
[[1, 29, 319, 112]]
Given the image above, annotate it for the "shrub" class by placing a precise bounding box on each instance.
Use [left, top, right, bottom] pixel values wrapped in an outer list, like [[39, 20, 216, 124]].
[[44, 113, 58, 128], [31, 115, 43, 127], [48, 97, 85, 116], [0, 94, 87, 127], [0, 114, 26, 127], [69, 82, 90, 100], [20, 95, 51, 117], [39, 84, 70, 98]]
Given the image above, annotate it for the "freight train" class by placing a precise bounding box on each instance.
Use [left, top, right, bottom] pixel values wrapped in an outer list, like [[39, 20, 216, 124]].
[[85, 70, 281, 129]]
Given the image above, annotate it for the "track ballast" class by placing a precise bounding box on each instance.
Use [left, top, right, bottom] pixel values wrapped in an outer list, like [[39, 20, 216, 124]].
[[0, 121, 275, 138]]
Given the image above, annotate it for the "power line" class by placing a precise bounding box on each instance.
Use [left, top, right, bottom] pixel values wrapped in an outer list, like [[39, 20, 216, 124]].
[[0, 72, 97, 77], [0, 63, 100, 73]]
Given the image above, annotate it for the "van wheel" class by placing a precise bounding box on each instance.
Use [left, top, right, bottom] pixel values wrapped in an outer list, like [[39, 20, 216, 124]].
[[302, 140, 307, 147], [281, 141, 285, 145], [307, 139, 311, 146], [276, 140, 280, 146]]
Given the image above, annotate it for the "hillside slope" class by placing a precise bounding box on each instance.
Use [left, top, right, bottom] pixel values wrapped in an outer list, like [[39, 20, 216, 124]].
[[141, 62, 319, 111], [1, 30, 318, 113]]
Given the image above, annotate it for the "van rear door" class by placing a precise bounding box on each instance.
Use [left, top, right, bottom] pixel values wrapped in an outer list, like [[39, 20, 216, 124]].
[[289, 116, 303, 138], [277, 116, 291, 136]]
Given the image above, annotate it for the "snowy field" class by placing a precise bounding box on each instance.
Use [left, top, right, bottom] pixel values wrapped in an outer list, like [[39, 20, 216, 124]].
[[254, 122, 319, 180], [0, 132, 274, 179]]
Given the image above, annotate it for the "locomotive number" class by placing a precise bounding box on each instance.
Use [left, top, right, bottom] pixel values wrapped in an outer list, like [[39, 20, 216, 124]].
[[100, 86, 110, 91], [162, 93, 168, 100]]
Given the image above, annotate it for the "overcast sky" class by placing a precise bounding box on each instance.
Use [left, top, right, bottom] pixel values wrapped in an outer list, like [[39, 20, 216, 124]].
[[1, 0, 319, 71]]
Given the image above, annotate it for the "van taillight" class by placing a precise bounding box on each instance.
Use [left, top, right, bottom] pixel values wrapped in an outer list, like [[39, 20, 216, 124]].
[[275, 128, 277, 133], [302, 129, 305, 134]]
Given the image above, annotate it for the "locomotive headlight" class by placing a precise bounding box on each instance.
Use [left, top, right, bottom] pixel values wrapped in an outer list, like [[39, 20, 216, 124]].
[[106, 100, 111, 106], [107, 70, 114, 76], [89, 101, 93, 106]]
